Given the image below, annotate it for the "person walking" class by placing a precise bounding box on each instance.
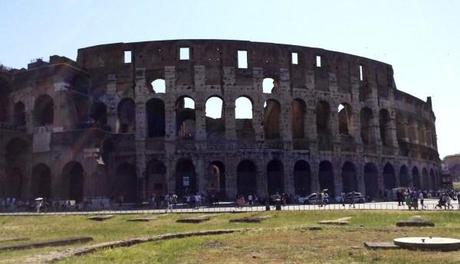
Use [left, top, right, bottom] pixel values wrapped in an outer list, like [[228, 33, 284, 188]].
[[418, 191, 425, 210]]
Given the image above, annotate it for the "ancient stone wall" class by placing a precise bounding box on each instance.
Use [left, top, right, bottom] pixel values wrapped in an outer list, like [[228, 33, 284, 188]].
[[0, 40, 441, 202]]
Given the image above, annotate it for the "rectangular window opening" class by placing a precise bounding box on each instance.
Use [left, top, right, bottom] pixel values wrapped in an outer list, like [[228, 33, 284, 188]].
[[237, 50, 248, 69], [291, 52, 298, 65], [316, 55, 322, 67], [180, 47, 190, 60], [124, 51, 132, 64], [359, 65, 364, 81]]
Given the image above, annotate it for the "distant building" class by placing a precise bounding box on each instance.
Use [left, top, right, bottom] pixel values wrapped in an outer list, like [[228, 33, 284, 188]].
[[443, 154, 460, 182]]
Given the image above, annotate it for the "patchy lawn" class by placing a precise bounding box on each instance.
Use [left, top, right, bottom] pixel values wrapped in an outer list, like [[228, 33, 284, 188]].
[[1, 211, 460, 263]]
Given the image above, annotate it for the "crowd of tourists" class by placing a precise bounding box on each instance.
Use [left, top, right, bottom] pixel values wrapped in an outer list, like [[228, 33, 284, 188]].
[[395, 188, 459, 210], [2, 189, 460, 212]]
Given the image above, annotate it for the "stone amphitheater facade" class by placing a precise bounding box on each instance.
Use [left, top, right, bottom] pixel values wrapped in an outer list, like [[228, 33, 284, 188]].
[[0, 40, 441, 203]]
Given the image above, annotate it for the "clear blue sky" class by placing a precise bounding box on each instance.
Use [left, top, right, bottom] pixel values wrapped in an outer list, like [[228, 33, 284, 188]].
[[1, 0, 459, 158]]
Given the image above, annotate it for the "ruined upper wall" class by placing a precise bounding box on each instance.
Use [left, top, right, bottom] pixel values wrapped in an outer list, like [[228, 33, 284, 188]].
[[76, 39, 432, 110]]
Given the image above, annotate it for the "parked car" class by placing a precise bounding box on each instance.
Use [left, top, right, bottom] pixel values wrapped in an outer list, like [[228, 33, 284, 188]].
[[343, 192, 366, 203], [298, 192, 329, 205]]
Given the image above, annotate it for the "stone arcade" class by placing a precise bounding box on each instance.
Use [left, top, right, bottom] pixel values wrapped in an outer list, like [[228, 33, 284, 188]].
[[0, 40, 441, 203]]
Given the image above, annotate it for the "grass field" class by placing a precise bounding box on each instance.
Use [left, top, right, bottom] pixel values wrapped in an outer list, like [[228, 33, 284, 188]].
[[1, 211, 460, 263]]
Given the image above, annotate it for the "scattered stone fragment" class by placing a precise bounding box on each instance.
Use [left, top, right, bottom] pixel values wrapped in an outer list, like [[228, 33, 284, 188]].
[[176, 215, 211, 223], [307, 226, 322, 231], [0, 236, 93, 251], [319, 217, 351, 225], [88, 215, 114, 221], [396, 215, 434, 227], [364, 242, 400, 250], [127, 216, 156, 222], [229, 215, 271, 223]]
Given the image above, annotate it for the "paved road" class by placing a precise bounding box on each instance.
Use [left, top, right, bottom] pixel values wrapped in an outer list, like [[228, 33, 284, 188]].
[[0, 199, 458, 216]]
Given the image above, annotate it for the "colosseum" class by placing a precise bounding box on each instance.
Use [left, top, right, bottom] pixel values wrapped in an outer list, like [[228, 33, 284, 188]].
[[0, 39, 441, 204]]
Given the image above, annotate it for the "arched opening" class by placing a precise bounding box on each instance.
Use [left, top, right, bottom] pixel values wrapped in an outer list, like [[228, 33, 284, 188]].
[[5, 138, 29, 199], [235, 96, 255, 140], [237, 160, 257, 196], [34, 94, 54, 126], [176, 96, 195, 139], [383, 163, 396, 190], [262, 77, 280, 94], [267, 159, 284, 195], [341, 162, 357, 193], [117, 98, 136, 133], [113, 163, 138, 203], [145, 160, 167, 198], [151, 79, 166, 93], [264, 99, 281, 140], [316, 101, 330, 135], [317, 101, 332, 150], [62, 161, 84, 202], [32, 164, 52, 198], [360, 107, 374, 145], [422, 168, 429, 190], [207, 161, 226, 198], [205, 97, 225, 139], [412, 167, 420, 189], [146, 98, 165, 138], [430, 169, 436, 190], [379, 109, 391, 146], [5, 167, 23, 198], [291, 99, 306, 139], [13, 101, 26, 127], [175, 159, 196, 196], [319, 161, 335, 197], [294, 160, 311, 195], [338, 103, 352, 135], [364, 163, 379, 200], [89, 102, 108, 127], [399, 165, 410, 187]]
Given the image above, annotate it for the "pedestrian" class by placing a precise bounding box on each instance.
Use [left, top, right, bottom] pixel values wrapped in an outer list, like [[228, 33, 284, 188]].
[[418, 191, 425, 210], [457, 192, 460, 210], [248, 194, 253, 206]]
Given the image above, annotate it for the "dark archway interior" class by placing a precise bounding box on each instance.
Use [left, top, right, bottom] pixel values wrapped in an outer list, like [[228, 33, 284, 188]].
[[89, 102, 108, 127], [267, 159, 284, 195], [146, 98, 165, 137], [338, 103, 351, 135], [207, 161, 225, 197], [176, 97, 195, 139], [412, 167, 421, 189], [113, 163, 138, 203], [6, 167, 23, 198], [264, 100, 281, 139], [319, 161, 335, 197], [383, 163, 396, 190], [34, 94, 54, 126], [360, 107, 373, 145], [146, 160, 167, 197], [364, 163, 379, 199], [117, 98, 136, 133], [292, 99, 306, 139], [341, 162, 357, 193], [399, 166, 410, 187], [175, 159, 196, 196], [237, 160, 257, 196], [14, 101, 26, 127], [32, 164, 52, 198], [379, 109, 391, 146], [293, 160, 311, 195], [316, 101, 330, 135], [62, 162, 84, 202]]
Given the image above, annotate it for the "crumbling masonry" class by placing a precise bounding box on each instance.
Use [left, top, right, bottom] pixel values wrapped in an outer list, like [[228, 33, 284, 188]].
[[0, 40, 441, 202]]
